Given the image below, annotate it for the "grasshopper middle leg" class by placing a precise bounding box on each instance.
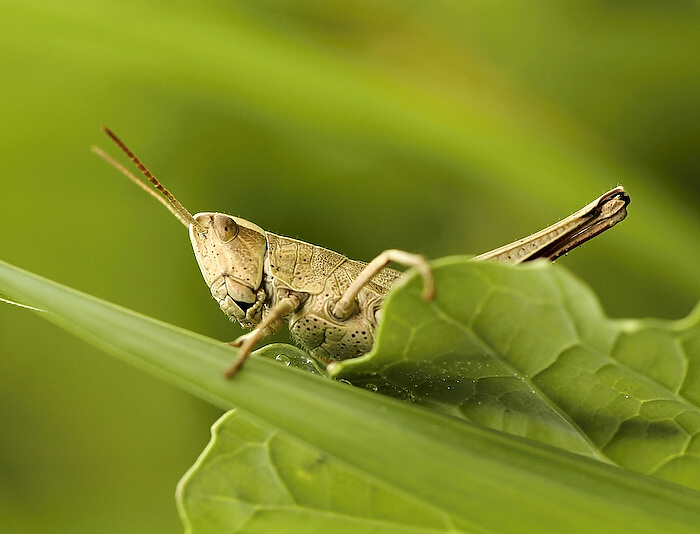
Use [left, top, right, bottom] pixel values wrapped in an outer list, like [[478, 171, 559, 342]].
[[331, 249, 434, 321]]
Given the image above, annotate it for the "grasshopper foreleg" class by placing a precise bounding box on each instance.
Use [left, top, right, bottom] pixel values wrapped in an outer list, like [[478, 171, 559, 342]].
[[331, 249, 434, 321], [225, 294, 301, 378]]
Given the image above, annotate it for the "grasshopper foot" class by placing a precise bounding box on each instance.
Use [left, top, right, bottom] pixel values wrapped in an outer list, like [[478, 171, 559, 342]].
[[224, 335, 256, 378], [420, 274, 435, 301]]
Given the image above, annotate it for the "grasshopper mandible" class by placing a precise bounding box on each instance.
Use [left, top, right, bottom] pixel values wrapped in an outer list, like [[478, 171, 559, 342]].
[[93, 127, 630, 378]]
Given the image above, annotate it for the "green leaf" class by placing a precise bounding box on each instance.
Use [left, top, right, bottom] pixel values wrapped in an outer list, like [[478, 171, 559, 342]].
[[331, 257, 700, 487], [2, 257, 700, 534], [178, 409, 454, 533], [256, 343, 325, 375]]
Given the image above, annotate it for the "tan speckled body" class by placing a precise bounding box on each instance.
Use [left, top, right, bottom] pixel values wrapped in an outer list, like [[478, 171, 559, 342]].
[[202, 226, 403, 364], [95, 127, 629, 378]]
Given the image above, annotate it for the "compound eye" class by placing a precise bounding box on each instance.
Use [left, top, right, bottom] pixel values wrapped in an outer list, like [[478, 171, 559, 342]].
[[213, 215, 239, 243]]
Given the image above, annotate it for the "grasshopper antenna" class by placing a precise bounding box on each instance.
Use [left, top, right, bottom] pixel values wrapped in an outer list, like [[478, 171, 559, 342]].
[[92, 126, 206, 232]]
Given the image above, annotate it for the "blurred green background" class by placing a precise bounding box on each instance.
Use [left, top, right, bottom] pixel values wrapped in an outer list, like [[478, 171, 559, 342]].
[[1, 1, 698, 532]]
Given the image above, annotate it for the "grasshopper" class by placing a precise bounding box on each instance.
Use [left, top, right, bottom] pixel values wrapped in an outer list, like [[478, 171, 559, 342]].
[[93, 127, 629, 378]]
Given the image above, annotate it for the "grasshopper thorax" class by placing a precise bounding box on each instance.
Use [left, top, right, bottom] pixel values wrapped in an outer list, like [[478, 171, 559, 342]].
[[190, 213, 268, 327]]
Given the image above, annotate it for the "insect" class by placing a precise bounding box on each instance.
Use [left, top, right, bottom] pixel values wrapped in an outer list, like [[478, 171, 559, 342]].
[[93, 127, 630, 378]]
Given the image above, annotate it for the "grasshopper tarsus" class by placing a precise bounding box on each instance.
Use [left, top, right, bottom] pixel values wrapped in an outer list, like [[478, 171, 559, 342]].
[[225, 332, 260, 377], [420, 276, 436, 302], [224, 353, 247, 379]]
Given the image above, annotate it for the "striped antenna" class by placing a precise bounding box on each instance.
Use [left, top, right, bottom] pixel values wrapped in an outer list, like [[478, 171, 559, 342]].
[[92, 126, 205, 232]]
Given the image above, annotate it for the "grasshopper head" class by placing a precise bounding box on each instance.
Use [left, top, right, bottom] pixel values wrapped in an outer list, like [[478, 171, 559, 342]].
[[94, 127, 268, 327], [190, 213, 268, 327]]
